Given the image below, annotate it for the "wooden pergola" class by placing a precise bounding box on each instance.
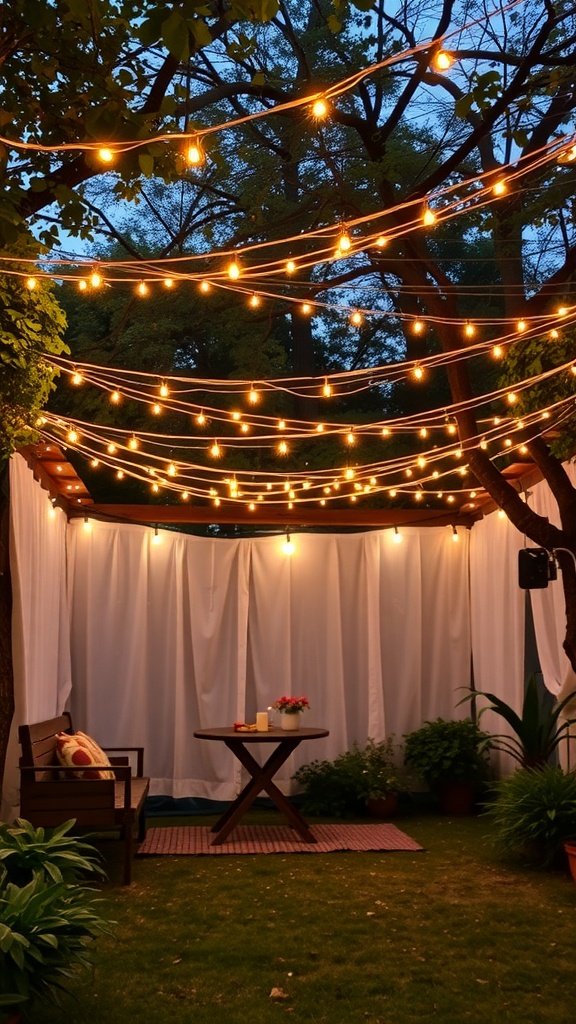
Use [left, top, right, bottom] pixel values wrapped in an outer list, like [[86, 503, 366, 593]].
[[19, 441, 545, 531]]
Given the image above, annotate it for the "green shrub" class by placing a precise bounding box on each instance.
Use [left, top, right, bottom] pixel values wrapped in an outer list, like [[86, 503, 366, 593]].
[[293, 738, 403, 817], [403, 718, 491, 789], [484, 764, 576, 866]]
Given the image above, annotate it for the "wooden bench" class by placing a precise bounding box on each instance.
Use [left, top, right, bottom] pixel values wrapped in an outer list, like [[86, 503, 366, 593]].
[[19, 713, 150, 885]]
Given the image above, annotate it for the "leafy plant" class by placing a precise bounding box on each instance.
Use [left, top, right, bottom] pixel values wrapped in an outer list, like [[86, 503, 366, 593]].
[[0, 875, 111, 1015], [293, 738, 403, 816], [0, 818, 105, 887], [403, 718, 491, 790], [484, 764, 576, 866], [459, 676, 576, 767]]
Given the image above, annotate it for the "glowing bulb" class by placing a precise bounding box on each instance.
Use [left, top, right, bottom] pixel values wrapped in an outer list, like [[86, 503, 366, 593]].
[[152, 526, 161, 545], [90, 459, 99, 468], [249, 293, 260, 308], [549, 329, 560, 340], [137, 281, 149, 297], [83, 516, 92, 532], [452, 526, 459, 542], [210, 441, 221, 458], [116, 470, 124, 480], [196, 411, 206, 425], [25, 276, 37, 290], [417, 456, 426, 468], [231, 410, 241, 421], [322, 379, 333, 398], [498, 508, 506, 519], [345, 468, 355, 480], [434, 50, 454, 71], [423, 208, 436, 227], [507, 392, 517, 404], [71, 371, 83, 385], [283, 532, 295, 555], [78, 279, 88, 291], [97, 147, 115, 164], [110, 390, 120, 404], [90, 271, 102, 289], [159, 382, 169, 398], [311, 98, 329, 119], [107, 442, 117, 455], [412, 364, 424, 380], [300, 302, 312, 315], [350, 310, 363, 326], [336, 229, 351, 252], [199, 280, 211, 293], [376, 235, 387, 248], [181, 492, 189, 501], [557, 306, 568, 317], [393, 526, 402, 544], [277, 419, 286, 430], [248, 386, 259, 404], [516, 319, 527, 332], [151, 403, 162, 415], [278, 440, 289, 455], [227, 259, 240, 280], [186, 141, 204, 166], [286, 259, 296, 274], [413, 320, 425, 334], [128, 435, 139, 450], [167, 463, 176, 477], [67, 428, 78, 443], [492, 345, 503, 358], [163, 278, 174, 288], [382, 427, 390, 437], [464, 322, 476, 338], [492, 179, 507, 196], [346, 431, 355, 446], [388, 489, 397, 498]]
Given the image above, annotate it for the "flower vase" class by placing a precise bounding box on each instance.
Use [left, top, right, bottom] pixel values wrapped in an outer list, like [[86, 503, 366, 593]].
[[281, 712, 301, 731]]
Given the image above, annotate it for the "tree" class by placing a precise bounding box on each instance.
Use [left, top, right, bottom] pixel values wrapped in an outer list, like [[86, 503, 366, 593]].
[[2, 4, 576, 705]]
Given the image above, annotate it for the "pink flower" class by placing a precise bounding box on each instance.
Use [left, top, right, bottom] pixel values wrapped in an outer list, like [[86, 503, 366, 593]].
[[273, 696, 310, 714]]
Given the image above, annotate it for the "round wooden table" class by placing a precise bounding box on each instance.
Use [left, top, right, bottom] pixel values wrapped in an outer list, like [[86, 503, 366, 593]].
[[194, 726, 329, 845]]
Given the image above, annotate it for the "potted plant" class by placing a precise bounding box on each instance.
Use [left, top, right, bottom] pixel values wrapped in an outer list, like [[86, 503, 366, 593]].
[[0, 819, 110, 1022], [459, 675, 576, 767], [293, 738, 404, 818], [273, 695, 310, 731], [484, 763, 576, 869], [403, 717, 491, 815], [359, 738, 404, 817]]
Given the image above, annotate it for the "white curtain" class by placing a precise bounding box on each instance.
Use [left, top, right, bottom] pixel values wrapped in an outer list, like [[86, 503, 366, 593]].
[[15, 451, 572, 805], [63, 519, 472, 797], [469, 509, 525, 775], [2, 455, 72, 818]]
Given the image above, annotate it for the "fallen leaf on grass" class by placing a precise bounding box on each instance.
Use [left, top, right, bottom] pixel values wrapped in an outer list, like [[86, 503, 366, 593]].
[[270, 987, 290, 1000]]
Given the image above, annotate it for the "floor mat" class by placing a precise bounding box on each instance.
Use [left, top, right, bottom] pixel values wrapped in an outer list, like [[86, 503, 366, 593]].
[[137, 822, 424, 855]]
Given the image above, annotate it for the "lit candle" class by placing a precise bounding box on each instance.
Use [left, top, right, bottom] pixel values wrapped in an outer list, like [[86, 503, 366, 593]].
[[256, 712, 269, 732]]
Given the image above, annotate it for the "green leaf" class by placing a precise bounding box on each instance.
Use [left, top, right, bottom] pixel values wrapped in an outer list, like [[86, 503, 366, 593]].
[[138, 153, 155, 177]]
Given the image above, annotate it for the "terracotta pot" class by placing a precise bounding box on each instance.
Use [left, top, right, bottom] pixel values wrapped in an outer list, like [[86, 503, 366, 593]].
[[564, 841, 576, 882], [366, 793, 399, 818], [437, 780, 476, 816]]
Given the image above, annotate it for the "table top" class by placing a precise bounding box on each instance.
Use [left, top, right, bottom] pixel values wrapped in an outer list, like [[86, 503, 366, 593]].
[[194, 727, 329, 743]]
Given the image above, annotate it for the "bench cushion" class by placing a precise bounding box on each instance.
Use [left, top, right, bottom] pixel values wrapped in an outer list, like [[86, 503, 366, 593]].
[[56, 731, 115, 780]]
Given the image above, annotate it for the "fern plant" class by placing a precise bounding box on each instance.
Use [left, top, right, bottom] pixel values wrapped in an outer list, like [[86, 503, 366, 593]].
[[0, 818, 105, 887]]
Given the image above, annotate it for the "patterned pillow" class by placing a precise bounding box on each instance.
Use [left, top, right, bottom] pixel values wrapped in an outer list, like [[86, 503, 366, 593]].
[[56, 731, 115, 780]]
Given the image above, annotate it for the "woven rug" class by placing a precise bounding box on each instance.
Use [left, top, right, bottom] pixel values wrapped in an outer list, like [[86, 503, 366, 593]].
[[137, 822, 423, 856]]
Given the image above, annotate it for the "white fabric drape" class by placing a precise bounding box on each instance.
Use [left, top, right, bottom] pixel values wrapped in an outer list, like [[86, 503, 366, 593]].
[[11, 451, 576, 805], [469, 509, 525, 776], [64, 520, 472, 797], [2, 455, 72, 818]]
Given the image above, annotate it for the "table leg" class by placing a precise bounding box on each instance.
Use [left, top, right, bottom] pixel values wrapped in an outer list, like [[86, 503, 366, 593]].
[[208, 738, 317, 845]]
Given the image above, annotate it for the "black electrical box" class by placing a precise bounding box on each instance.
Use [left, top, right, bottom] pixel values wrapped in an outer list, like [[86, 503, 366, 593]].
[[518, 547, 550, 589]]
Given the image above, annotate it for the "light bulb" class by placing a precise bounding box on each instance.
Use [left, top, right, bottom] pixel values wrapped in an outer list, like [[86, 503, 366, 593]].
[[128, 435, 139, 450], [110, 390, 120, 404], [322, 378, 332, 397], [83, 516, 92, 532], [393, 526, 402, 544], [25, 276, 37, 290], [423, 208, 436, 226], [452, 526, 459, 542], [283, 533, 295, 556], [336, 229, 351, 252], [286, 259, 296, 274], [67, 428, 78, 443], [300, 302, 312, 315], [199, 280, 211, 293], [375, 234, 387, 248], [516, 319, 527, 332], [311, 98, 329, 119], [464, 322, 476, 338], [163, 277, 174, 288], [210, 441, 221, 458], [186, 141, 204, 166], [152, 526, 161, 545], [248, 386, 259, 404], [137, 281, 149, 297], [412, 320, 425, 334], [249, 293, 260, 308], [278, 440, 289, 455], [159, 382, 169, 398], [227, 259, 240, 280], [78, 279, 88, 291], [492, 179, 507, 196], [90, 271, 102, 288], [97, 147, 115, 164], [492, 345, 503, 358], [434, 50, 454, 71], [196, 411, 206, 425], [71, 370, 83, 385], [412, 364, 424, 380], [350, 310, 363, 326]]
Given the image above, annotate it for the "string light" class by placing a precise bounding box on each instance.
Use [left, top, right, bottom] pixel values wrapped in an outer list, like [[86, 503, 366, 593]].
[[152, 525, 161, 545], [311, 98, 329, 119], [136, 281, 149, 297], [285, 259, 296, 274], [322, 378, 332, 397], [83, 516, 92, 532], [249, 293, 261, 308], [89, 270, 103, 289], [423, 208, 436, 226], [25, 276, 37, 290], [433, 50, 454, 71], [159, 381, 169, 398], [227, 259, 240, 280], [393, 525, 402, 544], [282, 530, 295, 556], [492, 179, 508, 196], [451, 526, 459, 542], [248, 386, 259, 405], [185, 139, 204, 166], [97, 147, 115, 164], [71, 370, 83, 385], [210, 440, 221, 457]]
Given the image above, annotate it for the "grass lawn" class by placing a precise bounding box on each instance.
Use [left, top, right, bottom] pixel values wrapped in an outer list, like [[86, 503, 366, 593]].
[[37, 807, 576, 1024]]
